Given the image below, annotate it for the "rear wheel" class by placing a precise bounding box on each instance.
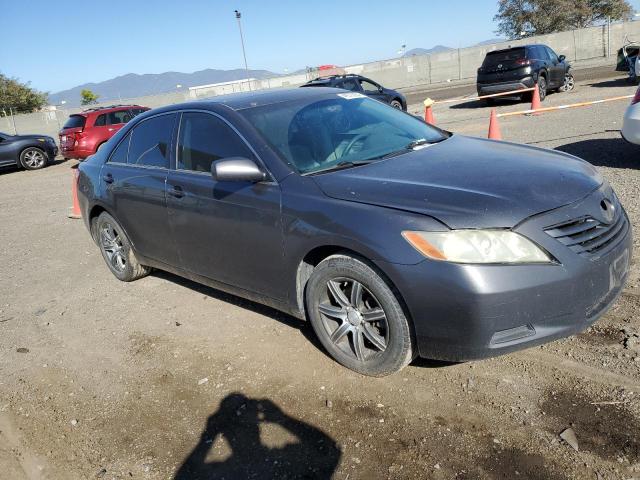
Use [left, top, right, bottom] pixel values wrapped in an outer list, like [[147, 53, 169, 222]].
[[20, 147, 47, 170], [390, 99, 403, 109], [94, 212, 150, 282], [305, 254, 414, 376], [537, 76, 547, 101]]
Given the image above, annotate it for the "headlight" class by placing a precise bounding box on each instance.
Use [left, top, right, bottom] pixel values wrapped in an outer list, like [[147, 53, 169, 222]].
[[402, 230, 552, 264]]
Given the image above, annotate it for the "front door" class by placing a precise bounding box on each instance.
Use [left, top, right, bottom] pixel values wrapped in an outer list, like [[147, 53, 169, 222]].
[[545, 47, 564, 88], [100, 112, 179, 265], [166, 111, 285, 300], [358, 78, 387, 103]]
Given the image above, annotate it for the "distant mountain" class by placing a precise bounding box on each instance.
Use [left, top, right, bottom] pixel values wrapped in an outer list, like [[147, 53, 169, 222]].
[[403, 38, 507, 57], [475, 37, 507, 46], [404, 45, 452, 57], [48, 68, 277, 107]]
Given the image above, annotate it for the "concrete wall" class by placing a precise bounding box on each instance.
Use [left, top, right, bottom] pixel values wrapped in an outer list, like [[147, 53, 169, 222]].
[[3, 20, 640, 139]]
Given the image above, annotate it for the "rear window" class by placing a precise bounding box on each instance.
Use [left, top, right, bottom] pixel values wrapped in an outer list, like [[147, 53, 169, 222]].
[[482, 48, 526, 68], [63, 115, 86, 129]]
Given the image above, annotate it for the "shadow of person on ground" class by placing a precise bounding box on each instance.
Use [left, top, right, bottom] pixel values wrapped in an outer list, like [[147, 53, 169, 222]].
[[174, 393, 341, 480], [555, 137, 638, 169]]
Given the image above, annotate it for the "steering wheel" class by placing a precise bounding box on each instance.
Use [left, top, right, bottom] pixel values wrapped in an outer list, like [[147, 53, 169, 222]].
[[341, 133, 369, 158]]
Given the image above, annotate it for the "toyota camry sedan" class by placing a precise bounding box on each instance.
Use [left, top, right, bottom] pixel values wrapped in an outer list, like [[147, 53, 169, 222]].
[[76, 87, 631, 376]]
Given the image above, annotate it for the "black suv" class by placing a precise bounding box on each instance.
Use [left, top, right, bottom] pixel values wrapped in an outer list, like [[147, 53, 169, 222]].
[[477, 45, 573, 102], [302, 74, 407, 110]]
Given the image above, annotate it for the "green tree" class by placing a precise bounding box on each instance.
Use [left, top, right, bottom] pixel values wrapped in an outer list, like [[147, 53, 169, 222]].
[[0, 74, 48, 114], [80, 89, 100, 106], [495, 0, 634, 39]]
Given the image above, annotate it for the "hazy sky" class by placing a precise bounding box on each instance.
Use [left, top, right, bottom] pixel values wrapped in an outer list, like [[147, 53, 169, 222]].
[[2, 0, 640, 93]]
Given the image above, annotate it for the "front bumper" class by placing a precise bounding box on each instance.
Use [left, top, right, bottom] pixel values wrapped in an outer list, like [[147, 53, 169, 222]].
[[477, 76, 535, 96], [622, 103, 640, 145], [379, 186, 632, 362]]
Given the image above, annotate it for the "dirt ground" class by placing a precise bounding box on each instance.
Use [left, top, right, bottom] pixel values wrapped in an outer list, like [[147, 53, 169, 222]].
[[1, 71, 640, 480]]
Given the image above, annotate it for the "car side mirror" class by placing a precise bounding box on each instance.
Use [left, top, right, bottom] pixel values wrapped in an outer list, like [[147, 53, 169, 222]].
[[558, 55, 566, 62], [211, 157, 266, 183]]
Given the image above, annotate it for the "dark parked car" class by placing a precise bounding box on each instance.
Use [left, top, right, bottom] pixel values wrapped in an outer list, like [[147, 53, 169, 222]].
[[77, 88, 631, 376], [301, 74, 407, 110], [0, 131, 58, 170], [59, 104, 149, 160], [477, 44, 573, 101]]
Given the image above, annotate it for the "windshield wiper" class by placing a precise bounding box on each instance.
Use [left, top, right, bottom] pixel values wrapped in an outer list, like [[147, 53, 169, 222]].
[[406, 138, 429, 149], [306, 160, 371, 176]]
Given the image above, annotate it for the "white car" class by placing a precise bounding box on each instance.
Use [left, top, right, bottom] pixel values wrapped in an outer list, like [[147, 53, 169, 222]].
[[622, 85, 640, 145]]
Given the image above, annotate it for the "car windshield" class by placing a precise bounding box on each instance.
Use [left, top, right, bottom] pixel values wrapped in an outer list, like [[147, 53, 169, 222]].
[[239, 94, 448, 174]]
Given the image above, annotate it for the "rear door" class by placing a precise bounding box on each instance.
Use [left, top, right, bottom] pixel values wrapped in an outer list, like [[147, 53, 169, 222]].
[[90, 113, 110, 149], [100, 112, 179, 265], [166, 111, 284, 299], [60, 114, 86, 151]]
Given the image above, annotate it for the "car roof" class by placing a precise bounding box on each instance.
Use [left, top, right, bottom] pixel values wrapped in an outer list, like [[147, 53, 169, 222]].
[[81, 104, 146, 115], [195, 87, 343, 110], [487, 44, 546, 54]]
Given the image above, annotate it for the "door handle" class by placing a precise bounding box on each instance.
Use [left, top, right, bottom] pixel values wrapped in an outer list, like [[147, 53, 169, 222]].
[[103, 173, 114, 184], [169, 185, 184, 198]]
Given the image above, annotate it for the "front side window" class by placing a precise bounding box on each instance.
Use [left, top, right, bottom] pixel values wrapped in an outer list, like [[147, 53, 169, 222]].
[[128, 114, 175, 168], [359, 79, 380, 94], [240, 95, 448, 175], [177, 112, 254, 173], [546, 47, 559, 62]]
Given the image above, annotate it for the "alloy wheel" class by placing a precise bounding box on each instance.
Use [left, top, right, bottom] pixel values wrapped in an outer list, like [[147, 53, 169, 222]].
[[23, 149, 45, 168], [318, 277, 388, 361], [100, 223, 127, 272]]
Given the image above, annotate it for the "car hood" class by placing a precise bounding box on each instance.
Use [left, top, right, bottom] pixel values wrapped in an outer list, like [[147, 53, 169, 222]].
[[311, 135, 603, 229]]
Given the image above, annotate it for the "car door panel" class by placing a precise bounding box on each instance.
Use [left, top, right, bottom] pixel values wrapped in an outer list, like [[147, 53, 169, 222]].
[[101, 113, 179, 265], [0, 136, 16, 165], [166, 111, 285, 300]]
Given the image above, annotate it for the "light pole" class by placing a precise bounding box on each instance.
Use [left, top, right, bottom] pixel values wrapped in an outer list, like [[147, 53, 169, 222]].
[[234, 10, 251, 91]]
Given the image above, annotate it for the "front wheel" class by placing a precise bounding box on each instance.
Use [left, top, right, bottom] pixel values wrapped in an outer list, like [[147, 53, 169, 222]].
[[20, 147, 48, 170], [94, 212, 150, 282], [305, 254, 414, 376], [559, 73, 575, 92]]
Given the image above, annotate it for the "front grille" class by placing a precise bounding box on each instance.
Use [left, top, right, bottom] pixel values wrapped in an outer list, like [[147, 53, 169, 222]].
[[544, 209, 628, 258]]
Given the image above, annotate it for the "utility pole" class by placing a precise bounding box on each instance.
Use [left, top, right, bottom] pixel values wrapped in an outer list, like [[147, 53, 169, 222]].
[[234, 10, 251, 91]]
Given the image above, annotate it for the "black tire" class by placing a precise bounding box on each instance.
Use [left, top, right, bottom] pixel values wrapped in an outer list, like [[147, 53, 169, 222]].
[[19, 147, 48, 170], [537, 75, 547, 101], [390, 99, 403, 109], [93, 212, 150, 282], [305, 254, 414, 376]]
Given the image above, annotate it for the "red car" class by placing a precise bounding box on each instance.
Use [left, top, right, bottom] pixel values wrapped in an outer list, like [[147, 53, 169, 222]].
[[59, 104, 149, 160]]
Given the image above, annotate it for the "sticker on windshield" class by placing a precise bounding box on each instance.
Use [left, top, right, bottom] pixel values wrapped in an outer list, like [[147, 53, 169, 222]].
[[337, 92, 366, 100]]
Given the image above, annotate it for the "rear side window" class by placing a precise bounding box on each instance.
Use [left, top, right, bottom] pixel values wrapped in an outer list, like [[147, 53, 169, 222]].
[[94, 114, 106, 127], [128, 114, 176, 168], [130, 108, 147, 117], [108, 133, 131, 164], [177, 112, 254, 173], [63, 115, 86, 129], [482, 48, 526, 67], [108, 110, 133, 125]]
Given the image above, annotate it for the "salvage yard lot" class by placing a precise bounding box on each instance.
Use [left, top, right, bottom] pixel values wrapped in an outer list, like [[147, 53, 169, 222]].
[[1, 73, 640, 480]]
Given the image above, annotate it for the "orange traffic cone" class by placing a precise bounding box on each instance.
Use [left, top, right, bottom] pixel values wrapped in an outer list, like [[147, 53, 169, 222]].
[[423, 98, 435, 125], [68, 165, 81, 219], [530, 81, 541, 115], [488, 109, 502, 140]]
